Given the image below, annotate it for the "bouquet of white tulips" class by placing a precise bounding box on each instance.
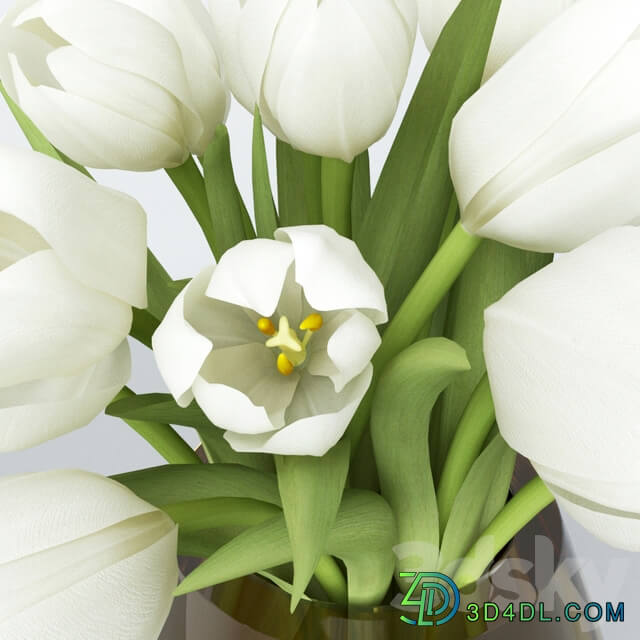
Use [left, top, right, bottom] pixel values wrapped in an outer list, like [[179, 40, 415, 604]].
[[1, 0, 639, 637]]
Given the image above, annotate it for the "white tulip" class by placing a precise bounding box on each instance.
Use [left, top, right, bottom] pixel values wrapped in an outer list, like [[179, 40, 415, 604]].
[[208, 0, 417, 163], [153, 225, 387, 456], [450, 0, 640, 253], [418, 0, 575, 80], [0, 0, 229, 171], [0, 146, 147, 451], [484, 227, 640, 551], [0, 470, 178, 639]]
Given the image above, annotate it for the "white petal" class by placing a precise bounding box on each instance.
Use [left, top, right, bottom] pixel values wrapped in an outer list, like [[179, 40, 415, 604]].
[[419, 0, 574, 79], [465, 41, 640, 252], [0, 470, 177, 639], [0, 145, 147, 306], [0, 340, 130, 452], [193, 343, 299, 433], [484, 227, 640, 483], [153, 268, 215, 407], [224, 364, 373, 456], [206, 238, 294, 317], [261, 0, 413, 161], [450, 0, 640, 217], [10, 57, 188, 170], [275, 226, 387, 323], [0, 251, 132, 386], [307, 310, 381, 392]]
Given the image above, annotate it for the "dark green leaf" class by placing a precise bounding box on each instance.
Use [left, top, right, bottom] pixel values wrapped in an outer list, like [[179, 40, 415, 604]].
[[355, 0, 501, 317], [351, 151, 371, 237], [371, 338, 470, 582], [275, 441, 350, 609], [252, 108, 278, 238]]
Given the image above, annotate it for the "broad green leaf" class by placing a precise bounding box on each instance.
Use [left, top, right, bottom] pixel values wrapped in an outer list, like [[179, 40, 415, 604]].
[[204, 124, 254, 258], [106, 392, 273, 471], [276, 140, 323, 226], [163, 497, 281, 534], [371, 338, 470, 581], [432, 242, 551, 476], [113, 463, 280, 507], [275, 441, 350, 610], [355, 0, 501, 317], [438, 434, 515, 575], [252, 108, 278, 238], [175, 489, 395, 607], [351, 151, 371, 237]]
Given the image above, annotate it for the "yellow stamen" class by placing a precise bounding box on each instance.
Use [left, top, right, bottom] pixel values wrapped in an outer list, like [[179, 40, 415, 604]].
[[299, 313, 323, 332], [277, 353, 295, 376], [257, 317, 276, 336]]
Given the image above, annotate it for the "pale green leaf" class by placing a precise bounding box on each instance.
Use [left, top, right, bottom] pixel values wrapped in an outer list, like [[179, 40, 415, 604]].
[[252, 108, 278, 238]]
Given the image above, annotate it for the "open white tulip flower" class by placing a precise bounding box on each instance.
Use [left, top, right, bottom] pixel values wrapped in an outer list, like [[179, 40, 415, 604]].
[[208, 0, 417, 163], [450, 0, 640, 253], [153, 225, 387, 456], [418, 0, 575, 80], [484, 227, 640, 551], [0, 146, 147, 452], [0, 0, 229, 171], [0, 470, 178, 639]]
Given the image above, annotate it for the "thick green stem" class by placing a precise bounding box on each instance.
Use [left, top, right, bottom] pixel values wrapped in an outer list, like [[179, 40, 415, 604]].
[[166, 157, 216, 254], [437, 374, 495, 533], [314, 556, 348, 606], [454, 477, 554, 588], [348, 223, 482, 454], [114, 388, 202, 465], [321, 157, 355, 237]]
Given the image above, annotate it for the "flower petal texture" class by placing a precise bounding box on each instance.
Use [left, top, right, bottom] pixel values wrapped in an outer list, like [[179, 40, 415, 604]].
[[0, 146, 147, 451], [0, 470, 178, 639], [418, 0, 575, 79], [208, 0, 416, 162], [0, 0, 230, 170], [450, 0, 640, 252], [484, 227, 640, 550], [153, 225, 387, 456]]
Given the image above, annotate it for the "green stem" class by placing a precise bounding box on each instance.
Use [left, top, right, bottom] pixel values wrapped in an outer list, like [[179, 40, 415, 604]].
[[314, 556, 348, 606], [113, 388, 202, 465], [252, 108, 279, 238], [348, 223, 482, 453], [454, 477, 554, 588], [321, 157, 355, 237], [437, 374, 495, 533], [166, 157, 216, 254]]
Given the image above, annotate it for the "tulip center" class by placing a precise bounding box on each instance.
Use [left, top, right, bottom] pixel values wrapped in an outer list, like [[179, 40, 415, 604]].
[[258, 313, 323, 376]]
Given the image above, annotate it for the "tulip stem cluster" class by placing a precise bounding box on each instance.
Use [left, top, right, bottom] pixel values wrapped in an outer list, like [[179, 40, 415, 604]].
[[453, 477, 554, 588]]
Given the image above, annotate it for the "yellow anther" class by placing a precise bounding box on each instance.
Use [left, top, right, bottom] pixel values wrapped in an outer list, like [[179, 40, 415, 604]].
[[299, 313, 323, 332], [257, 317, 276, 336], [277, 353, 295, 376]]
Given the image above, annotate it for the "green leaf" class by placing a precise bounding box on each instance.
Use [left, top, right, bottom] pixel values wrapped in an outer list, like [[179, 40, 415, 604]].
[[204, 124, 254, 258], [438, 434, 515, 574], [371, 338, 470, 581], [113, 463, 280, 507], [275, 441, 350, 610], [106, 392, 274, 472], [252, 108, 278, 238], [175, 489, 395, 607], [432, 242, 551, 476], [351, 151, 371, 238], [276, 140, 323, 226], [355, 0, 501, 317]]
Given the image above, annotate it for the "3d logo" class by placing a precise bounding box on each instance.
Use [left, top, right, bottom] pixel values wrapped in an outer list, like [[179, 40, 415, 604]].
[[399, 572, 461, 627]]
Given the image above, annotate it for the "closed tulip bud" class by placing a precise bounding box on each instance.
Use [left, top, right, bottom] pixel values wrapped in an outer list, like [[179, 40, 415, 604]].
[[208, 0, 417, 163], [0, 146, 147, 451], [0, 470, 178, 639], [450, 0, 640, 253], [0, 0, 230, 171], [484, 227, 640, 551], [419, 0, 575, 79]]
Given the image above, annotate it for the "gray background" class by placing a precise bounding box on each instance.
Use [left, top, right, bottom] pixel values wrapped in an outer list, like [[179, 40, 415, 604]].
[[0, 4, 637, 638]]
